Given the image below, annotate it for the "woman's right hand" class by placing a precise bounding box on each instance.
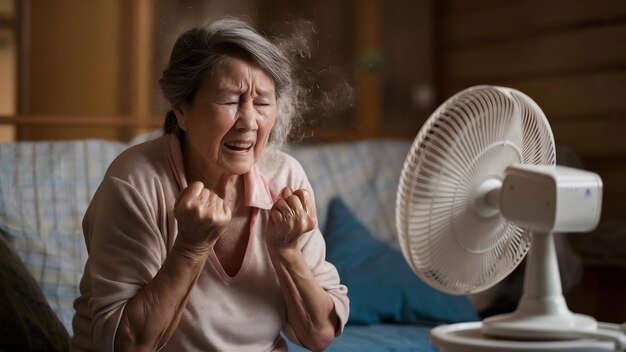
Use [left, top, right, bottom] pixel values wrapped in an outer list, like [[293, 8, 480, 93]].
[[174, 181, 232, 251]]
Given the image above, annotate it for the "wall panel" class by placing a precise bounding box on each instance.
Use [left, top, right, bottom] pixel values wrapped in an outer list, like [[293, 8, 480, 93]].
[[440, 0, 626, 224]]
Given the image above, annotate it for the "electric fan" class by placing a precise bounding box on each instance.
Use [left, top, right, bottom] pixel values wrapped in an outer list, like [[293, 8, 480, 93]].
[[396, 85, 626, 351]]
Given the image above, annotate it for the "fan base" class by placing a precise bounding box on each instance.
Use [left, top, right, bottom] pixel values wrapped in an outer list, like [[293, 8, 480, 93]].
[[482, 311, 597, 340], [431, 321, 625, 352]]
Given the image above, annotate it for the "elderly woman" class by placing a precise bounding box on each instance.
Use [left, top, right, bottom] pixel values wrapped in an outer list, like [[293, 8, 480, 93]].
[[72, 18, 349, 351]]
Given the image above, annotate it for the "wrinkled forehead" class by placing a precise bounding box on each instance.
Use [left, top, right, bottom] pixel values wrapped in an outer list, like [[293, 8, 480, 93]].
[[205, 55, 277, 96]]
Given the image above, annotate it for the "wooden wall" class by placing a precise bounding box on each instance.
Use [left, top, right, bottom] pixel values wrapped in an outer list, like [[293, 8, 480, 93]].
[[15, 0, 263, 141], [437, 0, 626, 223], [437, 0, 626, 322], [10, 1, 435, 143], [258, 0, 435, 141], [0, 0, 16, 142], [23, 0, 157, 141]]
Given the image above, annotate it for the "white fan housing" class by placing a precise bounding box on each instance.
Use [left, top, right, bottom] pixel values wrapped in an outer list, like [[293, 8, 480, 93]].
[[396, 85, 625, 351]]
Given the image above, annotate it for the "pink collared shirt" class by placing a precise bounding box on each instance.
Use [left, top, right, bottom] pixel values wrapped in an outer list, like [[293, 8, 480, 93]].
[[72, 134, 349, 351]]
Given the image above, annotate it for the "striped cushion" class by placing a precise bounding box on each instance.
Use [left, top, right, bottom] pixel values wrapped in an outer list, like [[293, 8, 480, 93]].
[[0, 140, 126, 333], [0, 137, 411, 334], [290, 140, 410, 246]]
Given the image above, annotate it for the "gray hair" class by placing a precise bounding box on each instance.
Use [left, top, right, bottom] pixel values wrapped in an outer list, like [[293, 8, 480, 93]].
[[159, 18, 300, 153]]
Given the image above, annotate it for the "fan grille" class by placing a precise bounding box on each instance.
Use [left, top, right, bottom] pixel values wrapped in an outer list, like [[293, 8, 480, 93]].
[[396, 86, 555, 294]]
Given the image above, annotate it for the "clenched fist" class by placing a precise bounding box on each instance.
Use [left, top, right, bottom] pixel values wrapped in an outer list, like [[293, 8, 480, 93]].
[[267, 187, 317, 250], [174, 181, 232, 249]]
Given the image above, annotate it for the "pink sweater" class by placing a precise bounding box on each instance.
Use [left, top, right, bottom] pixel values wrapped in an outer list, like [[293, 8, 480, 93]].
[[72, 134, 349, 351]]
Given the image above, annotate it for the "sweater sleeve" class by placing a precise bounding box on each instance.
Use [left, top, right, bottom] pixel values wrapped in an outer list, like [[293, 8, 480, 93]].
[[83, 176, 166, 351], [278, 156, 350, 341], [294, 226, 350, 335]]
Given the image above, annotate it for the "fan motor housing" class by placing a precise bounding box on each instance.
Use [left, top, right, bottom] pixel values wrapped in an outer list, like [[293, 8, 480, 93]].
[[501, 165, 602, 233]]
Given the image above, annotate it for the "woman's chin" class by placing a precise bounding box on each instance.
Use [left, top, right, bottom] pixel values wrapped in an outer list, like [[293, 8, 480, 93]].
[[219, 159, 255, 176], [219, 148, 260, 175]]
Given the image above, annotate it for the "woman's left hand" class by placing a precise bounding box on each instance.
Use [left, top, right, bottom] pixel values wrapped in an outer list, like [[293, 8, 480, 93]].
[[267, 187, 317, 251], [266, 187, 338, 350]]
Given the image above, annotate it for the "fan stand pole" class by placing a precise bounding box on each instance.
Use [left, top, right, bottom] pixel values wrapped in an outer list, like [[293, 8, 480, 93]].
[[482, 231, 601, 339], [518, 231, 571, 316], [481, 232, 626, 348]]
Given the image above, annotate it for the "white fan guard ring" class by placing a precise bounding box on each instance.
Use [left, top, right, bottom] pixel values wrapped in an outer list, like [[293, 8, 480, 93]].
[[396, 85, 556, 294]]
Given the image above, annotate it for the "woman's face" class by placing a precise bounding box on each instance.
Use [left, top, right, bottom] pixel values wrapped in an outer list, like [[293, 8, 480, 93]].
[[175, 56, 277, 177]]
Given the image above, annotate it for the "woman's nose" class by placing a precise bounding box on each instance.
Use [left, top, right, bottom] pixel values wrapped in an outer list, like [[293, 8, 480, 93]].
[[234, 106, 258, 131]]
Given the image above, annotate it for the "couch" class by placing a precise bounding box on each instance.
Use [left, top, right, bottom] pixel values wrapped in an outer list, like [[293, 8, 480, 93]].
[[0, 134, 483, 351]]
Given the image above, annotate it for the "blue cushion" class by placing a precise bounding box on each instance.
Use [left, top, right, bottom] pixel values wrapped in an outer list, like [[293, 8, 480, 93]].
[[324, 197, 479, 325]]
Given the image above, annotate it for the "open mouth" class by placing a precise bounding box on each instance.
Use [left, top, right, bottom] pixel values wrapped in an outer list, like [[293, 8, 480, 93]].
[[224, 141, 253, 152]]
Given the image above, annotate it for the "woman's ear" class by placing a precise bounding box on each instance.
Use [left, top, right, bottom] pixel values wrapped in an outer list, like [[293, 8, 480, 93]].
[[172, 103, 188, 131]]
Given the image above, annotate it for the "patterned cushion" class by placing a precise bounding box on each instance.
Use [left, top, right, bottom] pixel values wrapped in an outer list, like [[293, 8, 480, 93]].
[[0, 137, 410, 334], [290, 140, 410, 246], [0, 140, 127, 333]]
